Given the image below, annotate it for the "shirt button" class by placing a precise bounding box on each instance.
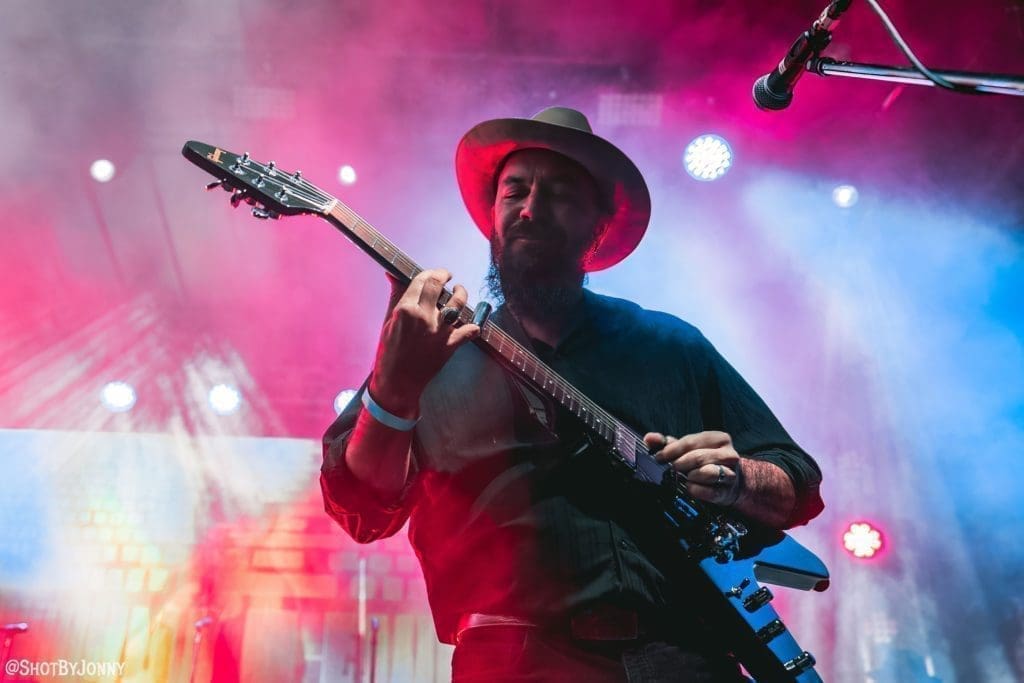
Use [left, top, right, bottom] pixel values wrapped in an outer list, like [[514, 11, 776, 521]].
[[619, 540, 629, 550]]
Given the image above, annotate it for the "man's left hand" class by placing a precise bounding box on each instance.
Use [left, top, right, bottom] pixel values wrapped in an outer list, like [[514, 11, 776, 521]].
[[644, 431, 742, 506]]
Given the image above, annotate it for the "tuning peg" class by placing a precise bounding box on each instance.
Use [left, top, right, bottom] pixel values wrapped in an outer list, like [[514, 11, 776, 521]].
[[230, 189, 249, 208], [252, 207, 280, 220], [239, 152, 250, 164], [292, 170, 302, 181], [205, 179, 225, 191], [267, 161, 276, 175]]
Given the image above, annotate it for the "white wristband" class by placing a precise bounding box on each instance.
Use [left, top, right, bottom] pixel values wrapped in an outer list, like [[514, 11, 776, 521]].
[[361, 390, 419, 431]]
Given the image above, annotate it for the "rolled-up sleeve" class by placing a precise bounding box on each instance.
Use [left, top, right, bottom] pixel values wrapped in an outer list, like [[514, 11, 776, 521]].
[[696, 335, 824, 528], [320, 384, 419, 543]]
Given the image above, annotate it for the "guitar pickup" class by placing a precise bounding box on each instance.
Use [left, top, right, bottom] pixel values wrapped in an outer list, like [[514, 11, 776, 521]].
[[784, 651, 816, 675], [756, 619, 786, 643], [743, 586, 773, 612]]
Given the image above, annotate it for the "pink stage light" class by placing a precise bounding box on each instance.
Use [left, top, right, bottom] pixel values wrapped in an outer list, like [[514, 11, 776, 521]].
[[89, 159, 116, 183], [208, 383, 241, 415], [333, 389, 358, 415], [684, 134, 732, 182], [843, 521, 884, 559], [338, 165, 357, 185], [100, 381, 136, 412]]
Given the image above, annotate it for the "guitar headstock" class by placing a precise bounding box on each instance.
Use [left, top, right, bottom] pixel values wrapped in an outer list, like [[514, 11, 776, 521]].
[[181, 141, 334, 219]]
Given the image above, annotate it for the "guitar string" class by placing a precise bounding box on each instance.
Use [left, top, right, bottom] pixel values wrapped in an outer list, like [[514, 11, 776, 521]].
[[298, 174, 677, 488], [217, 160, 740, 566], [253, 167, 680, 490], [326, 186, 656, 464], [295, 177, 704, 502]]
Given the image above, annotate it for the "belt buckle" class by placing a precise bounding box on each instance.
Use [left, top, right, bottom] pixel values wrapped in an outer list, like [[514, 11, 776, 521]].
[[570, 606, 639, 641], [455, 613, 537, 645]]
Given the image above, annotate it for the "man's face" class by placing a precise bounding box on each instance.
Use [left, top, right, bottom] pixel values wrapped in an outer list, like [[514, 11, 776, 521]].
[[486, 149, 607, 316]]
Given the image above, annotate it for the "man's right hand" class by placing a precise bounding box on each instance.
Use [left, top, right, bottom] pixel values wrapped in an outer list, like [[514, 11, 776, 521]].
[[368, 268, 480, 418]]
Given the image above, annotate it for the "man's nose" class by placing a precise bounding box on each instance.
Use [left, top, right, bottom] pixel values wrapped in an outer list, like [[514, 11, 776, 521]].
[[519, 190, 547, 222]]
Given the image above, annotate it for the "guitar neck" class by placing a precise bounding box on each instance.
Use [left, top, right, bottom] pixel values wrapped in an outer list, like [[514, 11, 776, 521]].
[[321, 199, 645, 468], [325, 201, 425, 285]]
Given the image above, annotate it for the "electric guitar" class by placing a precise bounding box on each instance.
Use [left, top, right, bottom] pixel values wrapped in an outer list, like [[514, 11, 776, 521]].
[[182, 141, 830, 682]]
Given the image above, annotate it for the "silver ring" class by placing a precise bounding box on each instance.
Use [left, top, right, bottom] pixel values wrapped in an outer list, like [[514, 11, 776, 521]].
[[439, 306, 461, 326], [716, 464, 725, 486]]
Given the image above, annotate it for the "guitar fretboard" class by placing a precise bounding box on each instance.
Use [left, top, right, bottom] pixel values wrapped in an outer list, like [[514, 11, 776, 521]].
[[326, 200, 642, 467]]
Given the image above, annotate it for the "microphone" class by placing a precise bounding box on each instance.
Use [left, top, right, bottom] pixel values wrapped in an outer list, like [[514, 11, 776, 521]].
[[2, 623, 29, 633], [753, 0, 853, 110]]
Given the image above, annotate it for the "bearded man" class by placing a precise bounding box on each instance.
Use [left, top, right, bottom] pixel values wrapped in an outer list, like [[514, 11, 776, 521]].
[[321, 107, 824, 681]]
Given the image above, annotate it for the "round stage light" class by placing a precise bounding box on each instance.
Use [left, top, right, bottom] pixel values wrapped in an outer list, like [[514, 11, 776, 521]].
[[101, 381, 137, 412], [843, 521, 884, 559], [334, 389, 358, 415], [90, 159, 116, 183], [338, 165, 357, 185], [684, 135, 732, 182], [833, 184, 859, 208], [208, 384, 241, 415]]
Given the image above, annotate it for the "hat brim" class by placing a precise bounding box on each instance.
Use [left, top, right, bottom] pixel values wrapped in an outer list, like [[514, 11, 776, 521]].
[[455, 117, 650, 272]]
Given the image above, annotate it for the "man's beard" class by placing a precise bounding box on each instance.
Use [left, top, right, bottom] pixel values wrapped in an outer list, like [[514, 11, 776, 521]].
[[484, 222, 588, 322]]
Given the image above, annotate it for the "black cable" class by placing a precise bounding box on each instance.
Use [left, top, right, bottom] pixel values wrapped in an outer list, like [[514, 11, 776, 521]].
[[863, 0, 982, 94]]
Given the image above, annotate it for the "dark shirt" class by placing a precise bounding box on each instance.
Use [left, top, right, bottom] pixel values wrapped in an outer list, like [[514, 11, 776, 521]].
[[321, 289, 824, 643]]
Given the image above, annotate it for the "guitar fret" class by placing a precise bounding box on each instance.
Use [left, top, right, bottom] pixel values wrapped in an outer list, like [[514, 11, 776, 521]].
[[478, 318, 620, 453]]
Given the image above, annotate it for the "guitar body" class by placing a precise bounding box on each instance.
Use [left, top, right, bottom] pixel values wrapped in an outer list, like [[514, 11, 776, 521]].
[[694, 535, 827, 682], [182, 140, 830, 682], [578, 426, 829, 682]]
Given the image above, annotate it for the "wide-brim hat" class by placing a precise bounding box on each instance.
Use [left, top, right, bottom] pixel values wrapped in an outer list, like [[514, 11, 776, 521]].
[[455, 106, 651, 272]]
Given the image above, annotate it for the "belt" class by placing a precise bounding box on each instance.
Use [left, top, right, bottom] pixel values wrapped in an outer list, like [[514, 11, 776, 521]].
[[456, 605, 655, 644]]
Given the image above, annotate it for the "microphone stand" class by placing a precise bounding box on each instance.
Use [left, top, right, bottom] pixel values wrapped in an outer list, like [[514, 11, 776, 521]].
[[1, 623, 29, 683], [368, 617, 380, 683], [809, 57, 1024, 97], [188, 616, 214, 683]]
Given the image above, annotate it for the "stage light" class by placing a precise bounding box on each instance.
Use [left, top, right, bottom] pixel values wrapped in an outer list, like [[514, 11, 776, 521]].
[[833, 184, 859, 208], [90, 159, 116, 183], [843, 521, 884, 558], [334, 389, 358, 415], [208, 384, 241, 415], [100, 381, 136, 412], [338, 165, 357, 185], [684, 135, 732, 182]]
